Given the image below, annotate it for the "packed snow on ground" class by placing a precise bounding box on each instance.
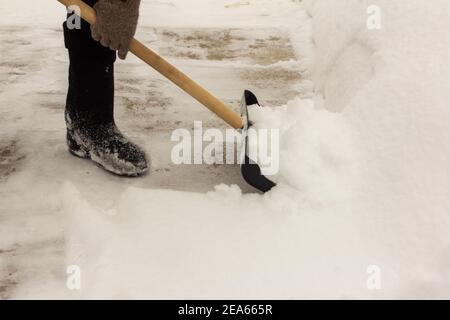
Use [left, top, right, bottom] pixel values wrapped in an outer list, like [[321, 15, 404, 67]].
[[1, 0, 450, 299]]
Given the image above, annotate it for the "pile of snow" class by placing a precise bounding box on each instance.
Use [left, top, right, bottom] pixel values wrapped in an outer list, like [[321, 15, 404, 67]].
[[9, 0, 450, 299], [248, 98, 359, 203]]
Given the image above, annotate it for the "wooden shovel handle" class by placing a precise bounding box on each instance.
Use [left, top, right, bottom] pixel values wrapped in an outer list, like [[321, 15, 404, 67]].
[[58, 0, 244, 129]]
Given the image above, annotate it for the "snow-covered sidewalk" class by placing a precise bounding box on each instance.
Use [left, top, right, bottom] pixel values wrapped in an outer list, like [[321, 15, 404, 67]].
[[1, 0, 450, 299]]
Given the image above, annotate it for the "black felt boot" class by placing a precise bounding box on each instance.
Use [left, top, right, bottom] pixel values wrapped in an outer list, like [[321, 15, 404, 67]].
[[63, 17, 148, 177]]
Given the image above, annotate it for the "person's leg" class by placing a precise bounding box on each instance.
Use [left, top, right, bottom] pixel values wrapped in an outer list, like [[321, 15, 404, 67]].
[[63, 3, 149, 176], [63, 1, 115, 127]]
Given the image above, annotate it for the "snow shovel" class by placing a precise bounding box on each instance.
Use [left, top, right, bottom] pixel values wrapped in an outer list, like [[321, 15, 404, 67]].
[[58, 0, 276, 193]]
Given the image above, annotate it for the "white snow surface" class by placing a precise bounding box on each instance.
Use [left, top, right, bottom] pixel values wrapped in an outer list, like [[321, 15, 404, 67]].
[[1, 0, 450, 299]]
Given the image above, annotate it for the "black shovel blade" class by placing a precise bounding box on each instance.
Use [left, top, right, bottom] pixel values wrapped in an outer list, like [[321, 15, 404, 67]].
[[240, 90, 277, 193]]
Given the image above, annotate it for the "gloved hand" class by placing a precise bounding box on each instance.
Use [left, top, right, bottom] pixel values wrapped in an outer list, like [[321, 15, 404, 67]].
[[91, 0, 141, 60]]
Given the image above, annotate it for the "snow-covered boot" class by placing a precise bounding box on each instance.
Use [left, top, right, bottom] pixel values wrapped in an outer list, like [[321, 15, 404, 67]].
[[63, 19, 149, 177]]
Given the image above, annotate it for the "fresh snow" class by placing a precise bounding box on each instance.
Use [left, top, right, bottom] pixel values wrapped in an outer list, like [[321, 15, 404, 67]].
[[1, 0, 450, 299]]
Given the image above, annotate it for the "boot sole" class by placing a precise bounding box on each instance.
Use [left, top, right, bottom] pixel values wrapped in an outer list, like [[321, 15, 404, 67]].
[[68, 147, 148, 178]]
